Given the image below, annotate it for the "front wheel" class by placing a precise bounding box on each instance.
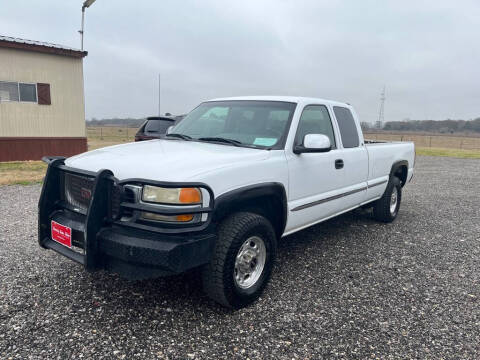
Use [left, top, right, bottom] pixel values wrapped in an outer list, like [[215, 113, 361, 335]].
[[373, 176, 402, 223], [202, 212, 277, 308]]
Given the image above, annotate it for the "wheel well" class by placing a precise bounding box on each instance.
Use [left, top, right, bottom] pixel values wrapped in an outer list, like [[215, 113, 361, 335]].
[[393, 164, 408, 186], [213, 185, 287, 239]]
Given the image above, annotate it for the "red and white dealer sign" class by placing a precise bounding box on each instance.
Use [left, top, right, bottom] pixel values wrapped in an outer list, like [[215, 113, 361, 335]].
[[51, 220, 72, 248]]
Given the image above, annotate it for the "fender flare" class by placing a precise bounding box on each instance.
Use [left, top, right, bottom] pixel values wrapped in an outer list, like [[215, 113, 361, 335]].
[[212, 182, 288, 237], [390, 160, 409, 186]]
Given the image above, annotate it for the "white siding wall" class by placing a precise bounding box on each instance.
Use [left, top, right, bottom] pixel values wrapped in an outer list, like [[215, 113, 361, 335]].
[[0, 47, 86, 137]]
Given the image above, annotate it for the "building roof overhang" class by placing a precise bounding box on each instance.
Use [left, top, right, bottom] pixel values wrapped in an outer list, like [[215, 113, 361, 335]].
[[0, 35, 87, 58]]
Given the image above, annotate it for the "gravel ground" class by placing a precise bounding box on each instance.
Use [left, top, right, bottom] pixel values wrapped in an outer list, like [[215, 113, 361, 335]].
[[0, 156, 479, 359]]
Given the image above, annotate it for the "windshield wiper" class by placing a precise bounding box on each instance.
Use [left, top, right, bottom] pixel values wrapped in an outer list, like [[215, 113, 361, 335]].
[[197, 137, 243, 146], [165, 133, 192, 140]]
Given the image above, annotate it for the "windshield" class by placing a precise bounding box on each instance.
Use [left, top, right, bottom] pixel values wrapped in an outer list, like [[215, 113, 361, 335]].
[[170, 101, 296, 149], [144, 119, 174, 133]]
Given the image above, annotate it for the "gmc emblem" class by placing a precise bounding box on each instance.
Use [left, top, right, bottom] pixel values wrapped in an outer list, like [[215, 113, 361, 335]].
[[80, 187, 92, 200]]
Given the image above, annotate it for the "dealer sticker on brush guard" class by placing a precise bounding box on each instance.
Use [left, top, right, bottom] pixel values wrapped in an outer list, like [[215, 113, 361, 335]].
[[51, 220, 72, 248]]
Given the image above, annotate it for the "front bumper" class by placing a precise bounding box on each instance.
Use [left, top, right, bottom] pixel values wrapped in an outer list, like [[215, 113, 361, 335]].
[[38, 157, 216, 280]]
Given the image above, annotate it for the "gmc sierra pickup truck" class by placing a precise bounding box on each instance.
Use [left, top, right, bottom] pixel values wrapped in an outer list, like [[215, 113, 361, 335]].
[[39, 96, 415, 308]]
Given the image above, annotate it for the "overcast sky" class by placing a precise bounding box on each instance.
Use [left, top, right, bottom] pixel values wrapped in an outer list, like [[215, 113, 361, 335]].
[[1, 0, 479, 122]]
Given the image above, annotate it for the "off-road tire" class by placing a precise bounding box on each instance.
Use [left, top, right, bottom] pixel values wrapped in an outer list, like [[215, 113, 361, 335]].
[[202, 212, 277, 308], [373, 176, 402, 223]]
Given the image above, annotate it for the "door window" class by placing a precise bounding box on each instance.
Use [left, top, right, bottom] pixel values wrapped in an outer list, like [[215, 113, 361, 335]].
[[333, 106, 359, 148], [295, 105, 336, 148]]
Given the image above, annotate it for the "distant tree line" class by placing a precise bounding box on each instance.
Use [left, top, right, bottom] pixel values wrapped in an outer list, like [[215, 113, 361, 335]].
[[86, 113, 183, 128], [362, 118, 480, 134], [87, 117, 146, 127], [88, 116, 480, 134]]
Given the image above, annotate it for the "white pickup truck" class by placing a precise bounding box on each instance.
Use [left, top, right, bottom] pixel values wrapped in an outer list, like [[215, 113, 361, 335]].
[[39, 96, 415, 308]]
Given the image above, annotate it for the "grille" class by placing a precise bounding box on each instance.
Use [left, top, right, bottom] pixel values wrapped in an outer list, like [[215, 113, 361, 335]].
[[64, 173, 95, 214], [123, 187, 136, 217], [111, 185, 136, 219], [111, 184, 122, 219]]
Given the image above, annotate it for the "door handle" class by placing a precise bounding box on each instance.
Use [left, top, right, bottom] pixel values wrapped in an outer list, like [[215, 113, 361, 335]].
[[335, 159, 344, 169]]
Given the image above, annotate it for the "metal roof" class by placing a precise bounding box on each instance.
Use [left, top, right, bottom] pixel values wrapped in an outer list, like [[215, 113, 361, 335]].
[[0, 35, 87, 58]]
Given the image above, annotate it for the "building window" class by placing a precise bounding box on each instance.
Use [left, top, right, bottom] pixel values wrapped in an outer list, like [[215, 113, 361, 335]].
[[0, 81, 48, 104], [0, 81, 20, 102], [19, 83, 37, 102]]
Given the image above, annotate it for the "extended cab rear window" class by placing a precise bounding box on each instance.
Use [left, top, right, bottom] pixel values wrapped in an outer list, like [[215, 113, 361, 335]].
[[333, 106, 359, 148]]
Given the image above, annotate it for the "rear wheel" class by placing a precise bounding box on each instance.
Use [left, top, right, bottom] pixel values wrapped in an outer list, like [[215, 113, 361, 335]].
[[202, 212, 277, 308], [373, 176, 402, 223]]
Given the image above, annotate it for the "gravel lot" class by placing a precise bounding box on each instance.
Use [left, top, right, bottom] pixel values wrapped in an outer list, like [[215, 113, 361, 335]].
[[1, 156, 479, 359]]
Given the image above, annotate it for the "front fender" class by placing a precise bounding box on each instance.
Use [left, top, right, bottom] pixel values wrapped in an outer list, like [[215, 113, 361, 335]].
[[213, 182, 288, 238]]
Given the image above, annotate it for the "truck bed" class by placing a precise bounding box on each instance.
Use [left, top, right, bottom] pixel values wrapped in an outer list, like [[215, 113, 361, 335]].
[[365, 141, 415, 185]]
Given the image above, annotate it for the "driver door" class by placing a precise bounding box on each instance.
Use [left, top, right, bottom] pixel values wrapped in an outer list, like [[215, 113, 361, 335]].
[[285, 104, 345, 232]]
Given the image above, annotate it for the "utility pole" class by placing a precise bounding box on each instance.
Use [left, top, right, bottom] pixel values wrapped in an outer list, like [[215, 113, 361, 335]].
[[158, 74, 161, 116], [377, 85, 386, 128]]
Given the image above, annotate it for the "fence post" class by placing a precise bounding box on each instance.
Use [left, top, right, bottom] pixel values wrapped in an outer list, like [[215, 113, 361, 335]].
[[100, 127, 103, 140], [429, 136, 432, 147]]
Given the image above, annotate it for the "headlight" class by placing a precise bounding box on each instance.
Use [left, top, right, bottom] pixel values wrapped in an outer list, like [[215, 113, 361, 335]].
[[141, 186, 202, 223], [142, 186, 202, 204]]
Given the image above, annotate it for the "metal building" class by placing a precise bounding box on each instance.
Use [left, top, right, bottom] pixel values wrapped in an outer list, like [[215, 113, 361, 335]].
[[0, 36, 88, 161]]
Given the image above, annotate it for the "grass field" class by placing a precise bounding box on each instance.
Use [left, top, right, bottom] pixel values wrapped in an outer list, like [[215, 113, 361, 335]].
[[1, 127, 479, 185], [363, 132, 480, 159], [0, 161, 48, 186], [87, 126, 136, 150], [415, 147, 480, 159], [364, 132, 480, 150]]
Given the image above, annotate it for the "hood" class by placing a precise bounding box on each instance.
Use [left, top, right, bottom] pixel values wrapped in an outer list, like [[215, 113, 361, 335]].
[[65, 139, 270, 181]]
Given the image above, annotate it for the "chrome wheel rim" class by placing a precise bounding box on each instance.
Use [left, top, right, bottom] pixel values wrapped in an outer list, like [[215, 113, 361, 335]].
[[234, 236, 266, 289], [390, 187, 398, 214]]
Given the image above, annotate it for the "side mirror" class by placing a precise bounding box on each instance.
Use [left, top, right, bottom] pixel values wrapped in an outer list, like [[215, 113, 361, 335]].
[[166, 126, 174, 134], [293, 134, 331, 154]]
